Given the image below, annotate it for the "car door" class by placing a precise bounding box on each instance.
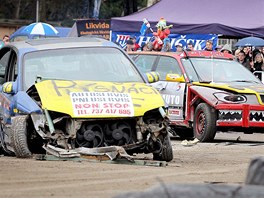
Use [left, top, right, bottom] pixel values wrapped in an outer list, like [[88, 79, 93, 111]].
[[0, 47, 18, 124], [150, 56, 186, 121]]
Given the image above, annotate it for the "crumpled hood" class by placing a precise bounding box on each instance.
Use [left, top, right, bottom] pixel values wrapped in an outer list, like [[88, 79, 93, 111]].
[[35, 80, 164, 118], [193, 82, 264, 94]]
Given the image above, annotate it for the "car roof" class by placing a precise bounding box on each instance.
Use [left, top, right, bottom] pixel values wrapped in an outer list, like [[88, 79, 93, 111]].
[[128, 50, 234, 60], [8, 37, 117, 51]]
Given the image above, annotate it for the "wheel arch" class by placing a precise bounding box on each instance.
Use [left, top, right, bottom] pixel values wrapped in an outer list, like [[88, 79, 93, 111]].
[[188, 85, 219, 123]]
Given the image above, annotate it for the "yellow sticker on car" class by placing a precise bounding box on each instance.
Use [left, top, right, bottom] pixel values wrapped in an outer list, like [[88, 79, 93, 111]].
[[35, 80, 164, 118]]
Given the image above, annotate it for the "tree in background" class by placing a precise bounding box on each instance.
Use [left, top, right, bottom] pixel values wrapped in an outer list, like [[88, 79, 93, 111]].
[[0, 0, 149, 26], [124, 0, 138, 16]]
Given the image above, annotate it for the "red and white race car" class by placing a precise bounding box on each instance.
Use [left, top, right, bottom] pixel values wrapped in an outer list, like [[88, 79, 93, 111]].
[[129, 50, 264, 142]]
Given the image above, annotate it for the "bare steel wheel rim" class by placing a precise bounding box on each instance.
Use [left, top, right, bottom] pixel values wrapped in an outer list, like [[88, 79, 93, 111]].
[[196, 110, 206, 135]]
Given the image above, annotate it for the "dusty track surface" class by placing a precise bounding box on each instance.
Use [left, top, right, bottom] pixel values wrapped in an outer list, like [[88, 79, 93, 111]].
[[1, 132, 264, 198]]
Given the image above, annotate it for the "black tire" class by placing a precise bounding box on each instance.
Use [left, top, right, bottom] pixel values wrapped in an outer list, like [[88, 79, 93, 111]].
[[193, 103, 217, 142], [10, 116, 32, 158], [153, 134, 173, 162]]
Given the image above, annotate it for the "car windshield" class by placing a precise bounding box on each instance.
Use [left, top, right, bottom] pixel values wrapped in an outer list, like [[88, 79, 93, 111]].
[[131, 54, 182, 80], [182, 58, 261, 83], [23, 47, 143, 89]]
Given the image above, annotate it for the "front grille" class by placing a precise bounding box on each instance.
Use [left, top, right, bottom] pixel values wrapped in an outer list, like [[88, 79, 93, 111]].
[[219, 110, 242, 121], [250, 111, 264, 121], [219, 110, 264, 122]]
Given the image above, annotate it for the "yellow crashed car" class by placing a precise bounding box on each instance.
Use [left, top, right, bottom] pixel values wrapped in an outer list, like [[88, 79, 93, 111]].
[[0, 37, 173, 161]]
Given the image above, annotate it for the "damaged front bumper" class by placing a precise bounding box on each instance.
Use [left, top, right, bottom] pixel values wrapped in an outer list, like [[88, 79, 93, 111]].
[[30, 107, 170, 155]]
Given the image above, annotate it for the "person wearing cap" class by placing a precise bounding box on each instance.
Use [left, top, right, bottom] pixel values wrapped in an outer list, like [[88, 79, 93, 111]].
[[220, 44, 232, 54], [175, 43, 183, 55], [204, 40, 214, 51], [215, 45, 223, 52]]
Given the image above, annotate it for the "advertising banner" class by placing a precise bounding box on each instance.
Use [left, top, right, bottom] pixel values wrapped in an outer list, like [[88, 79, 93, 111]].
[[76, 19, 111, 40], [111, 31, 218, 51]]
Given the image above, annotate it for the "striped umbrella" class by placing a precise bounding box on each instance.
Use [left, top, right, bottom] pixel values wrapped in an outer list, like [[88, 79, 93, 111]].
[[21, 22, 58, 36]]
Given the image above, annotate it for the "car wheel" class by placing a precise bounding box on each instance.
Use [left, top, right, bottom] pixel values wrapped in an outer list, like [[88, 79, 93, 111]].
[[193, 103, 217, 142], [153, 133, 173, 162], [10, 116, 32, 158]]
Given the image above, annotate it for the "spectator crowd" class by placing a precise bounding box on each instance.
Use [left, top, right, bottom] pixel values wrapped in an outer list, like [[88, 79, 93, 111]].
[[1, 32, 264, 81], [124, 37, 264, 80]]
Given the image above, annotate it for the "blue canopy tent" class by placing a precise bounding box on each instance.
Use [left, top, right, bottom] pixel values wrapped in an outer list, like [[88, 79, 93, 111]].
[[111, 0, 264, 38]]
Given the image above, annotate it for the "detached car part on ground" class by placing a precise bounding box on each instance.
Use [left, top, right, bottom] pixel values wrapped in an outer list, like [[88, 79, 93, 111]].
[[0, 37, 173, 162], [129, 50, 264, 142]]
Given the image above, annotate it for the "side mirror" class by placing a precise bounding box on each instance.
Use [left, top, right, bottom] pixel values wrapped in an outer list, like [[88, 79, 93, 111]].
[[2, 82, 16, 94], [165, 73, 185, 82], [145, 71, 160, 83]]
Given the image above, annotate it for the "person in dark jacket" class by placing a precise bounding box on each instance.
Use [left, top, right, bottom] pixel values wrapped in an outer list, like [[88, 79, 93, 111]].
[[252, 52, 264, 80], [204, 40, 214, 51], [237, 50, 253, 71]]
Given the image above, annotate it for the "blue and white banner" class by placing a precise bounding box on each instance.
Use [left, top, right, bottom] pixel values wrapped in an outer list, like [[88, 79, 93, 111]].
[[111, 31, 218, 51]]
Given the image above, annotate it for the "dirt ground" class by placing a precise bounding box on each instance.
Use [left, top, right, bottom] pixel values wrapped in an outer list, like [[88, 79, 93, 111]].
[[0, 132, 264, 198]]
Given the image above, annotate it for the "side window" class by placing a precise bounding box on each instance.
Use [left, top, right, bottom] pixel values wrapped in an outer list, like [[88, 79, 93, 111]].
[[155, 56, 182, 80], [7, 51, 18, 82], [0, 50, 11, 84], [11, 35, 28, 42], [133, 55, 157, 74]]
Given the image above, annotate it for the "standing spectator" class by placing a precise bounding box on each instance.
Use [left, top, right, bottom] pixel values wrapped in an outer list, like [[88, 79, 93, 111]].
[[252, 52, 264, 80], [141, 42, 152, 51], [129, 36, 140, 51], [204, 40, 214, 51], [0, 35, 9, 48], [125, 39, 135, 52], [175, 43, 183, 55], [215, 45, 223, 52], [234, 48, 241, 61], [3, 35, 9, 45], [261, 47, 264, 56], [252, 47, 261, 60], [125, 36, 140, 51], [243, 46, 253, 62], [220, 44, 232, 54], [186, 41, 194, 51], [237, 50, 253, 71]]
